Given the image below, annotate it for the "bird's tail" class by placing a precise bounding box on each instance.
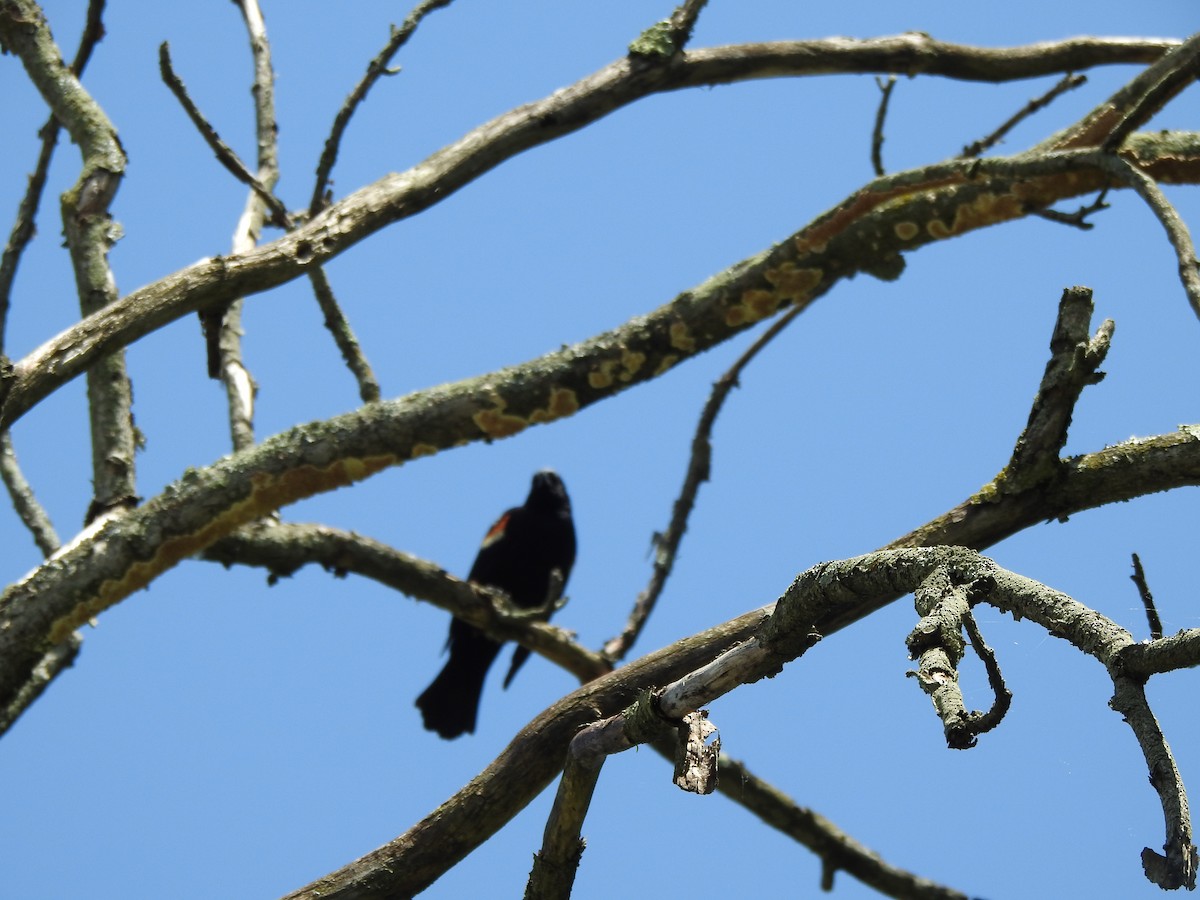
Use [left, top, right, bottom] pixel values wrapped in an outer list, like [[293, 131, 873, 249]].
[[415, 652, 491, 739]]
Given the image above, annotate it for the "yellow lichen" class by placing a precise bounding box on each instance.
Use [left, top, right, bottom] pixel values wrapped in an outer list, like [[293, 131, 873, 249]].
[[670, 321, 696, 352], [589, 360, 616, 389], [793, 234, 828, 255], [530, 387, 580, 423], [926, 192, 1022, 240], [476, 387, 580, 433], [474, 406, 528, 438], [894, 221, 919, 241], [927, 219, 953, 239], [765, 264, 822, 302], [620, 349, 646, 380]]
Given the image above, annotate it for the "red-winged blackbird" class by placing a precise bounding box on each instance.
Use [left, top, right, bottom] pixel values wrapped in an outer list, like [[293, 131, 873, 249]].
[[416, 470, 576, 739]]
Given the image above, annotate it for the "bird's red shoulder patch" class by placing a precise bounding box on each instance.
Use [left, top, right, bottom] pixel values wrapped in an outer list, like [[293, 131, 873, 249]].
[[480, 512, 511, 548]]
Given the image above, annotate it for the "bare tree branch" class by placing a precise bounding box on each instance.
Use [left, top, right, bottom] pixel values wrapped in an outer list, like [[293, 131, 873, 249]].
[[0, 0, 136, 521], [286, 545, 1199, 898], [1032, 188, 1110, 229], [716, 754, 972, 899], [0, 432, 58, 556], [1097, 151, 1200, 321], [310, 0, 457, 214], [1047, 30, 1200, 150], [961, 72, 1086, 158], [0, 33, 1189, 430], [604, 304, 806, 662], [1100, 32, 1200, 151], [1130, 552, 1164, 640], [157, 41, 290, 230], [1000, 285, 1111, 487], [216, 0, 279, 449], [0, 0, 105, 554], [870, 74, 896, 176], [203, 521, 608, 682], [1110, 675, 1198, 890], [306, 267, 381, 403]]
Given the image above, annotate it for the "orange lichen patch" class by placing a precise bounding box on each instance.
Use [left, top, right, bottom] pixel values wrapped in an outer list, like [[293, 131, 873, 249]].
[[52, 454, 400, 641], [927, 192, 1023, 240], [475, 404, 528, 438], [529, 386, 580, 423], [589, 360, 617, 389], [476, 387, 581, 434], [410, 443, 439, 459], [620, 349, 646, 380], [765, 264, 822, 302], [726, 289, 769, 326], [592, 348, 646, 387], [670, 321, 696, 353], [894, 221, 920, 241], [927, 218, 953, 239], [793, 233, 828, 255]]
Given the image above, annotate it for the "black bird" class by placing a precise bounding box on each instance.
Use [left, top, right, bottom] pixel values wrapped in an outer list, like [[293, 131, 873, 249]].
[[416, 470, 576, 739]]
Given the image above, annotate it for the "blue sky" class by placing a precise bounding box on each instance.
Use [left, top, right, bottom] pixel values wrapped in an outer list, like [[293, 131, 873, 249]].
[[2, 2, 1199, 898]]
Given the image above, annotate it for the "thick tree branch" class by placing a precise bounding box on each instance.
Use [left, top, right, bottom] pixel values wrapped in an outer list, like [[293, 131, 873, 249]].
[[0, 34, 1189, 430], [286, 546, 1200, 897], [1047, 31, 1200, 150], [283, 604, 771, 899], [999, 285, 1111, 488]]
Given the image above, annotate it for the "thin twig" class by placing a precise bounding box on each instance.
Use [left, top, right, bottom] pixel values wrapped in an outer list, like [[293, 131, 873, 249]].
[[602, 304, 805, 662], [309, 0, 457, 214], [1095, 151, 1200, 322], [871, 75, 896, 175], [960, 607, 1011, 735], [0, 633, 82, 736], [157, 42, 290, 229], [961, 73, 1086, 158], [308, 268, 381, 403], [715, 754, 971, 899], [0, 432, 59, 556], [1032, 188, 1109, 230], [1130, 552, 1163, 640]]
